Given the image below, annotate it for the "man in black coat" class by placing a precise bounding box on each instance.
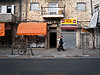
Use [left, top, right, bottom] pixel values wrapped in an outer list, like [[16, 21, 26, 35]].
[[58, 36, 65, 51]]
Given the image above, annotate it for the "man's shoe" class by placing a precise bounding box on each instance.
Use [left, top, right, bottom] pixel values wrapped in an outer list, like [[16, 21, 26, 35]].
[[58, 49, 60, 51], [63, 49, 65, 51]]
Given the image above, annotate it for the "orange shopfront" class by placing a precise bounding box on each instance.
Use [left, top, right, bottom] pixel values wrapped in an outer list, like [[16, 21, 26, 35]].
[[17, 23, 47, 48], [0, 23, 13, 46], [0, 23, 5, 36]]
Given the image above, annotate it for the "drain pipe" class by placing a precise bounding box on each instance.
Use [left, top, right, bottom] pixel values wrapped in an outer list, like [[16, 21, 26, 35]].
[[19, 0, 22, 22], [90, 0, 93, 16], [25, 0, 28, 45], [25, 0, 27, 22], [90, 0, 95, 49]]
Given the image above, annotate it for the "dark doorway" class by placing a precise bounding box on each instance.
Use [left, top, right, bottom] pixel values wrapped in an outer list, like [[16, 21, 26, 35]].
[[5, 30, 12, 45], [50, 32, 56, 48], [0, 30, 12, 46]]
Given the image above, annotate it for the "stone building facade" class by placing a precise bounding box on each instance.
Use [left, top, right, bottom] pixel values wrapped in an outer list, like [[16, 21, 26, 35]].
[[0, 0, 21, 46], [19, 0, 66, 48], [0, 0, 100, 49]]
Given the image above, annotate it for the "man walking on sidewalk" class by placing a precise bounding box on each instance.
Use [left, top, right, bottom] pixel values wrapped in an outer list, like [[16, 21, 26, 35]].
[[57, 36, 61, 51], [58, 36, 65, 51]]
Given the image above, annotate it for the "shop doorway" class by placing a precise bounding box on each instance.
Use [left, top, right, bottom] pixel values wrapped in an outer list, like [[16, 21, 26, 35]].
[[0, 30, 12, 46], [50, 32, 56, 48]]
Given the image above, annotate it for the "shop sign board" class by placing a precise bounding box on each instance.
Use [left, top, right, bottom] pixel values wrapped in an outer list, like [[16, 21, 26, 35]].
[[61, 18, 77, 24], [0, 23, 5, 36]]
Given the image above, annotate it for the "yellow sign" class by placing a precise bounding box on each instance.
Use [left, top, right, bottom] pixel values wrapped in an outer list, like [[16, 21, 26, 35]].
[[61, 19, 77, 24]]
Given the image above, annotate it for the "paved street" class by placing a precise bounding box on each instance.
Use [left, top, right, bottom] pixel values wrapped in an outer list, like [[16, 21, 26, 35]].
[[0, 48, 100, 58], [0, 58, 100, 75]]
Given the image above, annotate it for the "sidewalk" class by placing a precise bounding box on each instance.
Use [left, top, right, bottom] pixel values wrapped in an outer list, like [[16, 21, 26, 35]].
[[0, 48, 100, 58]]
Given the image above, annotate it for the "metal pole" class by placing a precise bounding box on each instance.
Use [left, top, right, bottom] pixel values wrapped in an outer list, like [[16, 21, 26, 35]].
[[64, 5, 65, 16], [92, 28, 95, 49], [41, 5, 43, 15], [78, 25, 81, 49], [30, 47, 34, 56], [90, 0, 93, 16], [36, 35, 37, 48], [83, 47, 84, 55], [99, 47, 100, 55], [80, 27, 82, 49], [11, 45, 13, 55]]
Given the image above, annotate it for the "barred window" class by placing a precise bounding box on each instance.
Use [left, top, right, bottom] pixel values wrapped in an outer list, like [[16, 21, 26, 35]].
[[77, 3, 86, 11], [31, 3, 39, 11]]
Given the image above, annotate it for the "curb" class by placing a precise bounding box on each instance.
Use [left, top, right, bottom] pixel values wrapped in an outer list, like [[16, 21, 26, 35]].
[[1, 55, 100, 58], [42, 56, 55, 57], [0, 55, 34, 58], [89, 55, 100, 57], [0, 56, 8, 57]]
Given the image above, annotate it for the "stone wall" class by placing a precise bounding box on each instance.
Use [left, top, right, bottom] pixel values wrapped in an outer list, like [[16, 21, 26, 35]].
[[21, 0, 66, 22], [67, 0, 100, 48], [21, 0, 66, 48], [21, 0, 100, 48], [21, 0, 99, 23], [0, 0, 21, 20], [0, 0, 99, 48], [65, 0, 91, 21], [0, 0, 21, 46]]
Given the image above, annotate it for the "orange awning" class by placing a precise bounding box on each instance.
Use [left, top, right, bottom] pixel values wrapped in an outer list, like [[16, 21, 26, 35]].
[[0, 23, 5, 36], [17, 23, 47, 35]]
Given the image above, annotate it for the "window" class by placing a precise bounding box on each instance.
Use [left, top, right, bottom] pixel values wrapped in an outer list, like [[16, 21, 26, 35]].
[[49, 3, 58, 14], [1, 6, 7, 13], [31, 3, 39, 11], [77, 3, 86, 11], [7, 6, 12, 13], [0, 5, 14, 14]]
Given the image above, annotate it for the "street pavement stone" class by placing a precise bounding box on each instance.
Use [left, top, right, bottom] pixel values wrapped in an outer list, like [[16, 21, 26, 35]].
[[0, 48, 100, 58]]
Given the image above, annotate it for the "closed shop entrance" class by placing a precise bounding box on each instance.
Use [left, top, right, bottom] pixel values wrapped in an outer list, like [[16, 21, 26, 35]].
[[50, 32, 56, 48], [61, 30, 76, 49], [61, 25, 78, 49]]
